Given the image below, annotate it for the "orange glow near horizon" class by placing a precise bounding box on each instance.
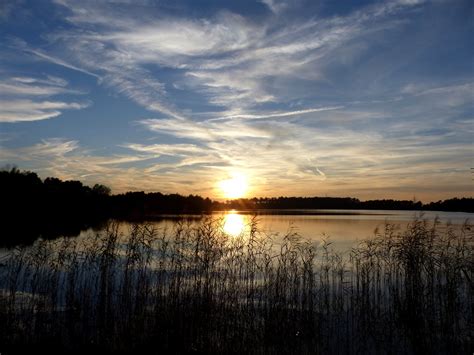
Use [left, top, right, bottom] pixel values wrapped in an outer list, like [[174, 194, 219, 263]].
[[218, 172, 248, 199]]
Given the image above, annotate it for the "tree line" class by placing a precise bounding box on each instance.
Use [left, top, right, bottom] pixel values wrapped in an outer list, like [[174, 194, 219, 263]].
[[221, 196, 473, 212]]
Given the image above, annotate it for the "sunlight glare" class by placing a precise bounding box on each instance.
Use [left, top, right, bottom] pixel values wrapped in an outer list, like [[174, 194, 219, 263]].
[[223, 212, 245, 237], [219, 173, 248, 199]]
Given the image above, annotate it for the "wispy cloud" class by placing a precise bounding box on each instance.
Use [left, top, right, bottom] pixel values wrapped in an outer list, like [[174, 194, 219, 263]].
[[0, 100, 89, 122], [1, 0, 471, 200], [0, 76, 78, 96], [211, 106, 344, 121], [124, 143, 208, 156], [0, 75, 90, 122], [259, 0, 288, 14], [26, 48, 101, 79], [46, 0, 360, 112], [44, 0, 434, 118]]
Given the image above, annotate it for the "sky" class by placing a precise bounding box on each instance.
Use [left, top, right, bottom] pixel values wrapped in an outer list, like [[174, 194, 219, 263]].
[[0, 0, 472, 201]]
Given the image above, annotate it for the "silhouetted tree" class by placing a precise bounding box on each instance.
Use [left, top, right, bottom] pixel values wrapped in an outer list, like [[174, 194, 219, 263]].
[[93, 183, 111, 196]]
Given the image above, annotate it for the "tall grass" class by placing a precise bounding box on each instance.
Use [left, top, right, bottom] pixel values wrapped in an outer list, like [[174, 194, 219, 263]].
[[0, 216, 472, 354]]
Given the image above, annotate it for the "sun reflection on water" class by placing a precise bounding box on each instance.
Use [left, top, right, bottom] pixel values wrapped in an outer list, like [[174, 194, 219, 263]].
[[222, 211, 246, 237]]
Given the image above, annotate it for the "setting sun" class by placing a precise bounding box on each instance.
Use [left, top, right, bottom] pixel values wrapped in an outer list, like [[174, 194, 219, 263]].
[[218, 173, 248, 199]]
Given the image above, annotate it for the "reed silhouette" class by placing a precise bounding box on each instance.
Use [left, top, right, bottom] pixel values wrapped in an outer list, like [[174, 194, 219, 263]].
[[0, 217, 472, 354]]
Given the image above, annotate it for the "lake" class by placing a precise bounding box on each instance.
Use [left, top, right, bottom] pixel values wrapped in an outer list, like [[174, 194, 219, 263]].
[[1, 209, 472, 354], [74, 209, 472, 252]]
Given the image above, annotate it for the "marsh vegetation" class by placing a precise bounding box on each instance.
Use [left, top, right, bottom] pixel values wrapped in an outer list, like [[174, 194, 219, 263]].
[[0, 217, 472, 354]]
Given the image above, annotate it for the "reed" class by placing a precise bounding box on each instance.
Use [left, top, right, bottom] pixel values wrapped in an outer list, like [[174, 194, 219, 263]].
[[0, 216, 472, 354]]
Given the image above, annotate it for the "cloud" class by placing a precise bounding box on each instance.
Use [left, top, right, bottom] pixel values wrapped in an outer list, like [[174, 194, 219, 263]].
[[46, 0, 377, 113], [0, 100, 89, 122], [259, 0, 287, 14], [1, 0, 471, 200], [26, 48, 101, 79], [24, 138, 80, 157], [124, 143, 208, 156], [0, 76, 90, 122], [211, 106, 344, 121], [0, 79, 80, 96], [140, 117, 272, 141], [101, 16, 258, 58]]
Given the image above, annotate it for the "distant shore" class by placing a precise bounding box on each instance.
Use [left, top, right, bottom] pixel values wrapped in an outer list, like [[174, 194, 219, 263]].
[[1, 168, 472, 246]]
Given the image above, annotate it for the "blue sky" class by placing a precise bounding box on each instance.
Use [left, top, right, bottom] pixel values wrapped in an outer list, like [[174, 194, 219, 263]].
[[0, 0, 472, 201]]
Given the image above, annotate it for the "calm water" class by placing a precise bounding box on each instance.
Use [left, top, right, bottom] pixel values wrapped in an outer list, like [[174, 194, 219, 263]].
[[77, 209, 473, 252]]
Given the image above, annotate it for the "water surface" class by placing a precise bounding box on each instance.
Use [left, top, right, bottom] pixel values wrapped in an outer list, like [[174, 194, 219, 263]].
[[75, 209, 473, 252]]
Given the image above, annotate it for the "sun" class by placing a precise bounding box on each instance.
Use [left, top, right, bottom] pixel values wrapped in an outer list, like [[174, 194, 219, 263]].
[[219, 173, 248, 199]]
